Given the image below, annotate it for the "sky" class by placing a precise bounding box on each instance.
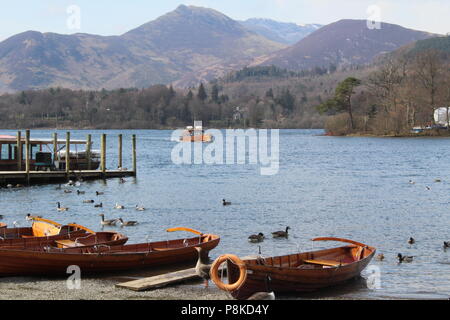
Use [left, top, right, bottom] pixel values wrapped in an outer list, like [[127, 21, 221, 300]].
[[0, 0, 449, 41]]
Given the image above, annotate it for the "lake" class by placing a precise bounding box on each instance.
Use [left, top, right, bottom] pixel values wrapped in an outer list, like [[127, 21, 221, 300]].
[[1, 129, 449, 299]]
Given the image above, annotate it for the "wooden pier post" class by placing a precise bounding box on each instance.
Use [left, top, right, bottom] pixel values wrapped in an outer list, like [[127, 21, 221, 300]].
[[52, 132, 58, 165], [86, 134, 92, 170], [101, 134, 106, 174], [132, 134, 137, 175], [118, 134, 123, 170], [16, 131, 22, 171], [25, 129, 30, 183], [65, 132, 70, 176]]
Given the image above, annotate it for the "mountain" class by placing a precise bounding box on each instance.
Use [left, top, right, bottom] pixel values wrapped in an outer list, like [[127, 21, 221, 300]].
[[0, 5, 284, 92], [240, 18, 322, 45], [253, 19, 438, 71]]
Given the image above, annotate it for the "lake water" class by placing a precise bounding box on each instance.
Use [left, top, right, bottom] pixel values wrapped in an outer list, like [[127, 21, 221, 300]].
[[1, 129, 449, 299]]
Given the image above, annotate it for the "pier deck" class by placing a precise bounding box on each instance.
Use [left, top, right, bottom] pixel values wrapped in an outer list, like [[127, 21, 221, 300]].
[[0, 170, 135, 186]]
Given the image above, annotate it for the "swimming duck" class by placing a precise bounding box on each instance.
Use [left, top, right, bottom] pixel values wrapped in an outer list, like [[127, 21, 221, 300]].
[[426, 186, 431, 190], [376, 253, 385, 261], [247, 276, 275, 300], [83, 200, 95, 204], [119, 178, 126, 184], [94, 203, 103, 208], [63, 189, 73, 194], [272, 227, 290, 238], [397, 253, 414, 263], [77, 190, 85, 195], [96, 191, 104, 196], [99, 214, 118, 226], [114, 203, 125, 210], [408, 180, 415, 184], [118, 218, 138, 226], [443, 241, 450, 249], [194, 247, 212, 288], [135, 205, 146, 211], [435, 179, 441, 183], [248, 233, 265, 243], [222, 199, 231, 206], [56, 202, 69, 212], [408, 237, 415, 246]]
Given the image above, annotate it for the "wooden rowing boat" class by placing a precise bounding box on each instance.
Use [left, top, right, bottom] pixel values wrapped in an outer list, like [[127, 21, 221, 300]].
[[0, 223, 6, 229], [213, 237, 375, 300], [0, 217, 127, 248], [0, 232, 220, 276]]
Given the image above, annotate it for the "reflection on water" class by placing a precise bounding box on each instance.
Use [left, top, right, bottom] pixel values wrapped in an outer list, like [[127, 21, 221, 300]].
[[1, 129, 450, 299]]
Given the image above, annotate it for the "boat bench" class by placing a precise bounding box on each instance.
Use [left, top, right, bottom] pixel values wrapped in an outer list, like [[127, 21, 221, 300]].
[[55, 240, 83, 248], [303, 259, 347, 267]]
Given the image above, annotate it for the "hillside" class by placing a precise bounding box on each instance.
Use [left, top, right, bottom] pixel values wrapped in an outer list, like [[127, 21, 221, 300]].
[[240, 18, 322, 44], [253, 19, 438, 71], [0, 5, 284, 92]]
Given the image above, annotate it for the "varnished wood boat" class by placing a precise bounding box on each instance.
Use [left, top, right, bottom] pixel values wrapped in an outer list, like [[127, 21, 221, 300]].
[[211, 237, 375, 300], [0, 230, 220, 276], [179, 125, 213, 142], [0, 223, 6, 229], [0, 217, 127, 248]]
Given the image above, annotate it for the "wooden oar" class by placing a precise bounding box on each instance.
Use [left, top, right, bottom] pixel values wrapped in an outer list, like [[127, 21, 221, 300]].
[[166, 227, 202, 235], [67, 223, 95, 234], [29, 216, 62, 227], [312, 237, 368, 248]]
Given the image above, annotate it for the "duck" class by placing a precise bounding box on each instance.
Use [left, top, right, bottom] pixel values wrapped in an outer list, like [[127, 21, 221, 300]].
[[135, 205, 146, 211], [435, 179, 442, 183], [222, 199, 231, 206], [96, 191, 104, 196], [83, 200, 95, 204], [119, 178, 126, 184], [248, 233, 265, 243], [247, 276, 275, 300], [408, 180, 415, 184], [408, 237, 415, 246], [376, 253, 385, 261], [99, 214, 118, 226], [118, 218, 138, 226], [397, 253, 414, 263], [426, 186, 431, 190], [443, 241, 450, 249], [56, 202, 69, 212], [63, 189, 73, 194], [76, 190, 85, 195], [114, 203, 125, 210], [25, 214, 42, 221], [94, 203, 103, 208], [272, 227, 290, 238], [194, 247, 212, 288]]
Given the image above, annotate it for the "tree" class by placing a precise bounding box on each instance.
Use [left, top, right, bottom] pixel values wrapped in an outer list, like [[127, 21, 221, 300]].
[[211, 84, 219, 103], [317, 77, 362, 129], [197, 83, 207, 101]]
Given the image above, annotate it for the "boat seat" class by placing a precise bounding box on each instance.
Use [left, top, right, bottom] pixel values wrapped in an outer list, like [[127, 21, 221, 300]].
[[303, 259, 347, 267], [55, 240, 82, 248]]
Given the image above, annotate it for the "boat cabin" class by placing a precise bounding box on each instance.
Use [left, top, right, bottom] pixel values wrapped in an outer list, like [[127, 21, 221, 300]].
[[0, 135, 100, 171]]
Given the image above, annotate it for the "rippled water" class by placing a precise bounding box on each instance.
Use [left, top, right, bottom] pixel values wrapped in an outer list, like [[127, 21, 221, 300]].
[[1, 129, 449, 299]]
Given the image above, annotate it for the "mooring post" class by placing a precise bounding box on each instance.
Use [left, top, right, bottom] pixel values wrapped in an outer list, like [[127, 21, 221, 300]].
[[101, 134, 106, 174], [52, 132, 58, 166], [86, 134, 92, 170], [118, 134, 123, 170], [132, 134, 137, 175], [65, 132, 70, 177], [25, 129, 30, 183], [16, 131, 22, 171]]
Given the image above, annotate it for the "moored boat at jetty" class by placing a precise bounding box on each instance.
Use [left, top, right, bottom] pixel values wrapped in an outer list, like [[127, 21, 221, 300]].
[[210, 237, 376, 300], [0, 134, 100, 171], [0, 229, 220, 276], [0, 216, 127, 248]]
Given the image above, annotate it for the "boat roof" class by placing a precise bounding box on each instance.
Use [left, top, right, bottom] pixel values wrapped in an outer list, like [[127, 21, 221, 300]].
[[0, 135, 88, 145]]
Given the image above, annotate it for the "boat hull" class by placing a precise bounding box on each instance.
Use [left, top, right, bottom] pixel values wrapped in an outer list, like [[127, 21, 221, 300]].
[[0, 234, 220, 276]]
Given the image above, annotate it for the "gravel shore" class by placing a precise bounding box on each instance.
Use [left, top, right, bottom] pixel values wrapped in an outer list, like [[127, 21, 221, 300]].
[[0, 276, 231, 300]]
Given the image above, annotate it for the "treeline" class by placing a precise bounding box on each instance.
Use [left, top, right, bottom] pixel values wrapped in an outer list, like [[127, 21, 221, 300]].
[[318, 49, 450, 136], [0, 80, 315, 129]]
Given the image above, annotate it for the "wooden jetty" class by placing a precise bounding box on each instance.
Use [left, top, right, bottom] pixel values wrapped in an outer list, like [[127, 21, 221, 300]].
[[0, 130, 137, 186]]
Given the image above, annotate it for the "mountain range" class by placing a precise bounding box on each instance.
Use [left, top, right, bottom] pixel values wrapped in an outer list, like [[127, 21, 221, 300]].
[[0, 5, 440, 92]]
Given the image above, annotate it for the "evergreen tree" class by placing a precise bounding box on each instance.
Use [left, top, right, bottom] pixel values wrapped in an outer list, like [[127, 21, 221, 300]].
[[197, 83, 207, 101]]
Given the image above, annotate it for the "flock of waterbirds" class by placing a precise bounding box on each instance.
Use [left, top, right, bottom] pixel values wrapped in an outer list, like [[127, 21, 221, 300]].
[[53, 178, 145, 227]]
